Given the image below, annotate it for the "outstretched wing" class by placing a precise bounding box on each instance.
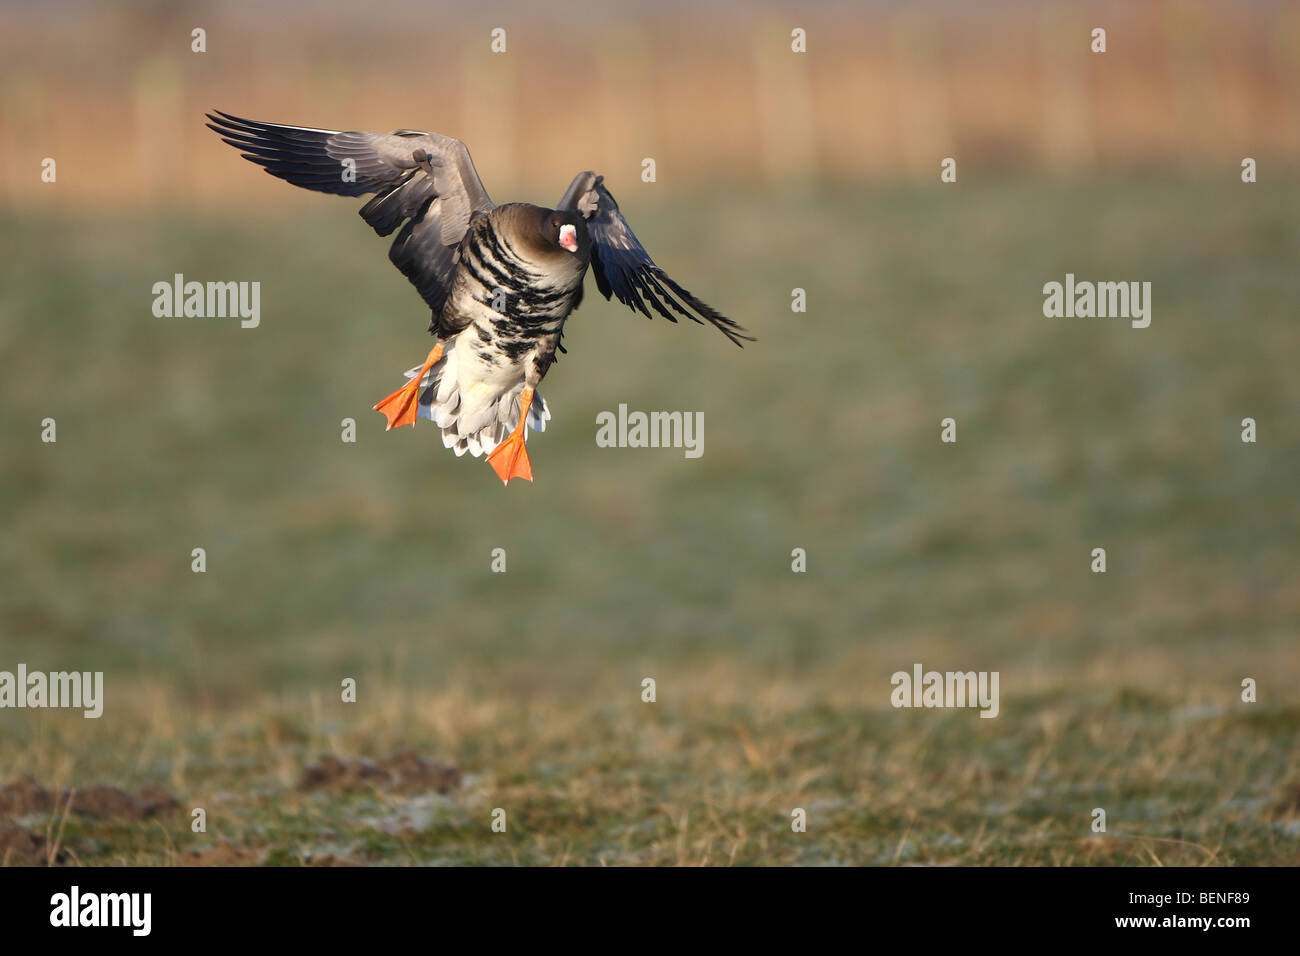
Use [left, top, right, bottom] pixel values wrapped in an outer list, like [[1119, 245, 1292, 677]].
[[206, 110, 494, 314], [557, 171, 753, 347]]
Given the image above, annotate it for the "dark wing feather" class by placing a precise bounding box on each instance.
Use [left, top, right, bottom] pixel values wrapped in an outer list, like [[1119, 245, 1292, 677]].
[[557, 171, 752, 347], [206, 110, 493, 315]]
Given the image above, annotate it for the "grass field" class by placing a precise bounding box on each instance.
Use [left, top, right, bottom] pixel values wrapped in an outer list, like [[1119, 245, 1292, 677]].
[[1, 180, 1298, 865]]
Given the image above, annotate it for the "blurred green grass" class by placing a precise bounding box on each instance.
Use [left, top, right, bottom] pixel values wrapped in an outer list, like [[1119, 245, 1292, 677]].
[[1, 180, 1297, 864]]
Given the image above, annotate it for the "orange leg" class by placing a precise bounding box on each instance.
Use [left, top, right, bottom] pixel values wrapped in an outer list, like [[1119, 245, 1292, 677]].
[[372, 342, 444, 431], [486, 386, 535, 485]]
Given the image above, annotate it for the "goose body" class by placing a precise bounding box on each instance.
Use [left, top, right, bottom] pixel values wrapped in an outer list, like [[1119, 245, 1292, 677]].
[[414, 203, 587, 458]]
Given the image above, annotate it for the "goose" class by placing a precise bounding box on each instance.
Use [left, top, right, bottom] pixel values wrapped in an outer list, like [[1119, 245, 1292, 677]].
[[206, 111, 751, 484]]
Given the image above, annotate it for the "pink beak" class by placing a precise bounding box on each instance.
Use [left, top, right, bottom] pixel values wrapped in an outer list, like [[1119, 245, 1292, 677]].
[[559, 224, 578, 253]]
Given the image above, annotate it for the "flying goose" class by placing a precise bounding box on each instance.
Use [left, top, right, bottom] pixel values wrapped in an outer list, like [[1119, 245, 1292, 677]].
[[206, 111, 751, 484]]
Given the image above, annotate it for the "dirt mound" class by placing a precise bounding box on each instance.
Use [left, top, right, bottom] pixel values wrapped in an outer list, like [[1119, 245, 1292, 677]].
[[299, 750, 461, 795], [0, 776, 180, 821], [0, 822, 65, 865], [1273, 784, 1300, 819], [0, 777, 53, 816], [75, 783, 180, 819], [179, 842, 264, 866]]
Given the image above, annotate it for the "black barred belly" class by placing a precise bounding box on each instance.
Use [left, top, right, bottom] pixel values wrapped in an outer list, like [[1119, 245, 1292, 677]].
[[459, 231, 580, 373]]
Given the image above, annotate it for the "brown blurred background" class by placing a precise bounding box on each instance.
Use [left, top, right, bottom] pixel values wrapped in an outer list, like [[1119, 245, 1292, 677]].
[[3, 0, 1298, 210]]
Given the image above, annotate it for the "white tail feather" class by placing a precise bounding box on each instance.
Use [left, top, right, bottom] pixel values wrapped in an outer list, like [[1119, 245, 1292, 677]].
[[409, 340, 549, 458]]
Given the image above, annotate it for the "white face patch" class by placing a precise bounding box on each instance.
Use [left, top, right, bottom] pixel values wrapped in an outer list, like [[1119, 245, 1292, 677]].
[[558, 223, 578, 253]]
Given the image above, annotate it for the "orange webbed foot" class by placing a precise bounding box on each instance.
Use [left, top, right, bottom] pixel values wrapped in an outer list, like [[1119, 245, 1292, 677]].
[[486, 386, 536, 485], [486, 432, 533, 484], [372, 342, 444, 431]]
